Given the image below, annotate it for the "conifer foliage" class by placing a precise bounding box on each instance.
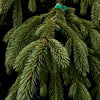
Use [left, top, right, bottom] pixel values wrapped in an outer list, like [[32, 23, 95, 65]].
[[1, 0, 100, 100]]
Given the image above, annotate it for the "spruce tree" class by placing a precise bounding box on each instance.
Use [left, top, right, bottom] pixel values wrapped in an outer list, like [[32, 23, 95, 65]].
[[1, 0, 100, 100]]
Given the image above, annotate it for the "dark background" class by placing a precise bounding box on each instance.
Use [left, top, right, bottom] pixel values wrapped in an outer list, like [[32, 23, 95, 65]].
[[0, 0, 91, 99]]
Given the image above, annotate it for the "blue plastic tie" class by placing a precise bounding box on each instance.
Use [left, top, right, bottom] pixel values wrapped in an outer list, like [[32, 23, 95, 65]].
[[55, 3, 67, 11]]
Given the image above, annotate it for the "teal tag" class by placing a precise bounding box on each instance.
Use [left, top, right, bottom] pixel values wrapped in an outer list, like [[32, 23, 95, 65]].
[[62, 5, 67, 11], [55, 3, 67, 11]]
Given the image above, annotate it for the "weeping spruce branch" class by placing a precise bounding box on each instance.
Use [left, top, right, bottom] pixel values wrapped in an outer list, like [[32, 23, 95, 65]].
[[0, 0, 100, 25], [1, 0, 100, 100]]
